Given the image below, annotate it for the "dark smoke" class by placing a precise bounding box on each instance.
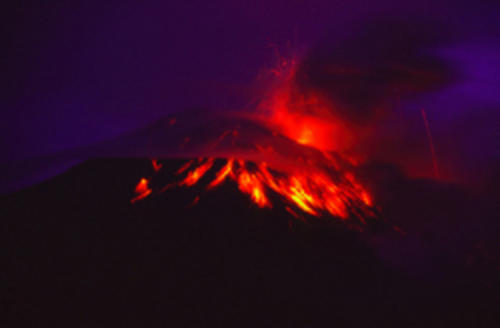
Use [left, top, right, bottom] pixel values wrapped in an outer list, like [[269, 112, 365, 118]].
[[295, 18, 457, 124]]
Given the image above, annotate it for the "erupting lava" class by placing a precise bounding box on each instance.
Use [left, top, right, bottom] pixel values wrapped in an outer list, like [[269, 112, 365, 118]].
[[131, 55, 376, 224], [133, 156, 373, 222], [255, 57, 355, 152]]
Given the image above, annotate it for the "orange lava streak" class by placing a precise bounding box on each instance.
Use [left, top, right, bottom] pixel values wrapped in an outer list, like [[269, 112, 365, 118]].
[[131, 178, 152, 203], [176, 159, 194, 175], [237, 171, 270, 208], [180, 158, 214, 186], [207, 158, 234, 189], [151, 159, 163, 172]]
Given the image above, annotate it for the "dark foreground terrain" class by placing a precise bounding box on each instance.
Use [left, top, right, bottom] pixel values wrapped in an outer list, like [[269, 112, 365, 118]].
[[1, 159, 498, 327]]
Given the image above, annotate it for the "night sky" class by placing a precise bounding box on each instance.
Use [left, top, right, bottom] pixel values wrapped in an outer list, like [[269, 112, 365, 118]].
[[2, 1, 499, 169]]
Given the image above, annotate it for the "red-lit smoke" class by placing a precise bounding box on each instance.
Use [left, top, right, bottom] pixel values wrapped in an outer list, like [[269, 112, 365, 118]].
[[130, 55, 377, 224]]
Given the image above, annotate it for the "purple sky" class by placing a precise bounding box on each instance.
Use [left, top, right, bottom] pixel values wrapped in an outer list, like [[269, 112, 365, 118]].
[[2, 0, 499, 181]]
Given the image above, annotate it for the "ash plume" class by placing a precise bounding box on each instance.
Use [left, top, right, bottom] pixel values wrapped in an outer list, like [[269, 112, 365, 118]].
[[294, 18, 457, 124]]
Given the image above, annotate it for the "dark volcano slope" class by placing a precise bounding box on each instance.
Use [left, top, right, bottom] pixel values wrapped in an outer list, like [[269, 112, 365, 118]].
[[1, 159, 497, 327]]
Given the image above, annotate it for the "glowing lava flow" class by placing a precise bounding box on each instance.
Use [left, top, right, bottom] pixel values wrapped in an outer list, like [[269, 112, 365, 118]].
[[132, 157, 374, 223]]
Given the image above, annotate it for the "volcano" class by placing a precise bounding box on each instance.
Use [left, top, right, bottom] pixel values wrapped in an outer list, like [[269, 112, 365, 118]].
[[2, 20, 499, 326]]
